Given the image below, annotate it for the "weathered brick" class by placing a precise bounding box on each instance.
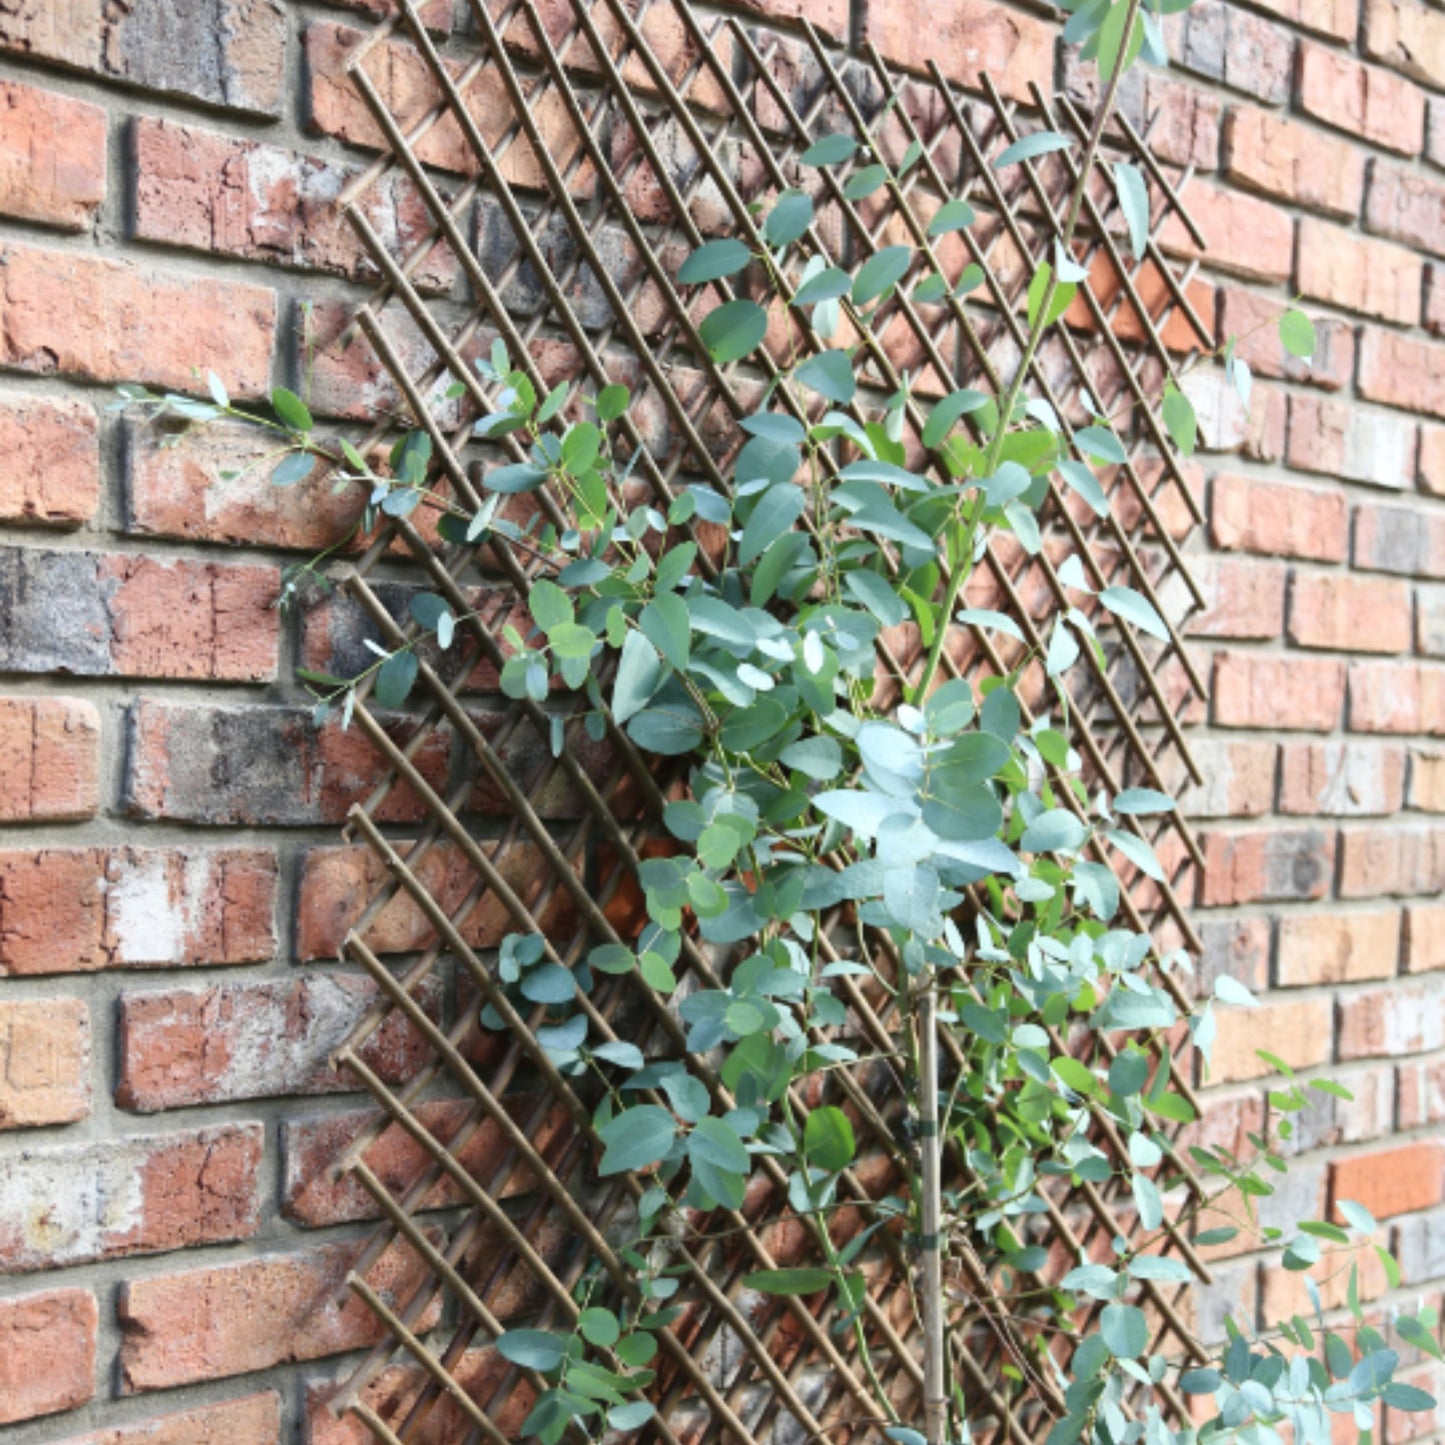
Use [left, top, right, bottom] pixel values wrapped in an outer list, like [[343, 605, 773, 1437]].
[[1423, 425, 1445, 496], [0, 1287, 96, 1424], [1157, 179, 1293, 284], [296, 839, 578, 961], [1359, 328, 1445, 419], [0, 243, 274, 396], [118, 1239, 437, 1393], [0, 997, 89, 1129], [1207, 995, 1334, 1083], [1210, 473, 1347, 561], [133, 117, 456, 288], [1350, 660, 1445, 735], [1412, 749, 1445, 810], [1280, 741, 1407, 816], [283, 1093, 571, 1227], [1224, 106, 1365, 218], [1399, 1058, 1445, 1127], [0, 846, 276, 975], [0, 696, 100, 823], [116, 974, 435, 1112], [0, 0, 286, 115], [1339, 823, 1445, 897], [1297, 41, 1426, 155], [1260, 1229, 1391, 1319], [1198, 826, 1336, 906], [1249, 0, 1355, 38], [1276, 908, 1401, 986], [1182, 738, 1279, 819], [1367, 161, 1445, 256], [0, 548, 280, 681], [306, 22, 591, 188], [1288, 395, 1417, 491], [865, 0, 1053, 101], [1289, 573, 1414, 653], [1331, 1142, 1445, 1219], [1297, 217, 1423, 326], [1364, 0, 1445, 88], [55, 1394, 283, 1445], [1166, 0, 1293, 103], [1405, 902, 1445, 972], [1281, 1063, 1396, 1153], [0, 1124, 261, 1272], [1213, 651, 1346, 731], [1355, 502, 1445, 578], [1221, 286, 1356, 392], [1196, 916, 1273, 1001], [125, 419, 367, 551], [125, 700, 451, 827], [1179, 370, 1289, 460], [0, 79, 105, 229], [0, 390, 98, 527], [1191, 556, 1287, 639]]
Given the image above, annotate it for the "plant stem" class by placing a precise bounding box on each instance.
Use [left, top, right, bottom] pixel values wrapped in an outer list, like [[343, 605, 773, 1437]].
[[909, 1, 1143, 709], [918, 980, 946, 1445]]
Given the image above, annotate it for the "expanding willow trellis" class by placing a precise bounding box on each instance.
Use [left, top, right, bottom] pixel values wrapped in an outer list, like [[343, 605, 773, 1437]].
[[312, 1, 1217, 1439]]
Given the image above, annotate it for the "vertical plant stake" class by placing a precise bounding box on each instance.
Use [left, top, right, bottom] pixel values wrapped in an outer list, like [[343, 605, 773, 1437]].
[[119, 0, 1437, 1441]]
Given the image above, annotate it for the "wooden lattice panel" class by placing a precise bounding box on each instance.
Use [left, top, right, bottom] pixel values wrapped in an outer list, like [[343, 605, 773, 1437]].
[[311, 2, 1217, 1440]]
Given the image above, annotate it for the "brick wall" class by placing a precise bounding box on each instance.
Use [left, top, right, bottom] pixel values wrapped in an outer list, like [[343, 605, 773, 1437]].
[[0, 0, 1442, 1441]]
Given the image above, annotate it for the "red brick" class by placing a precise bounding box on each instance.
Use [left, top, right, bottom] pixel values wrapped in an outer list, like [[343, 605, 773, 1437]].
[[125, 420, 367, 552], [1350, 660, 1445, 735], [1364, 0, 1445, 87], [1224, 106, 1365, 218], [1249, 0, 1354, 39], [1183, 738, 1279, 818], [1297, 41, 1427, 154], [125, 700, 452, 827], [1220, 286, 1356, 392], [1280, 742, 1407, 816], [0, 1287, 96, 1424], [118, 1239, 437, 1393], [1341, 977, 1445, 1057], [1287, 395, 1417, 491], [0, 1124, 261, 1272], [1367, 160, 1445, 254], [306, 23, 591, 188], [1276, 908, 1401, 986], [1213, 650, 1345, 731], [1207, 995, 1334, 1083], [0, 997, 89, 1128], [296, 839, 578, 961], [283, 1093, 571, 1227], [1355, 502, 1445, 578], [1339, 823, 1445, 896], [1198, 826, 1336, 906], [864, 0, 1053, 101], [0, 696, 99, 822], [1183, 369, 1287, 460], [1289, 573, 1414, 653], [1210, 473, 1347, 561], [0, 243, 274, 397], [1359, 328, 1445, 419], [1166, 0, 1294, 103], [1191, 556, 1287, 639], [0, 0, 285, 115], [0, 390, 98, 527], [1140, 73, 1223, 169], [0, 79, 105, 229], [1157, 180, 1293, 285], [1404, 902, 1445, 971], [1297, 217, 1423, 326], [1331, 1142, 1445, 1219], [1398, 1057, 1445, 1127], [116, 974, 434, 1112], [133, 117, 455, 289], [56, 1394, 283, 1445], [1412, 749, 1445, 810], [1423, 425, 1445, 495], [0, 846, 276, 975]]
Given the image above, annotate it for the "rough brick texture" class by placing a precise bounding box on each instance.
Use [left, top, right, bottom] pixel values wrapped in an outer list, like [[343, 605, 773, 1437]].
[[1, 0, 1444, 1431]]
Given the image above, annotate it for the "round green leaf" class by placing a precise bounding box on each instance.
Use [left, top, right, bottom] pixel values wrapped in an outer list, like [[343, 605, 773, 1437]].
[[699, 298, 768, 364]]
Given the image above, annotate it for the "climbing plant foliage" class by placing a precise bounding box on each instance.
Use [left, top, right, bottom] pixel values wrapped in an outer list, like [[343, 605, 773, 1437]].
[[121, 1, 1433, 1442]]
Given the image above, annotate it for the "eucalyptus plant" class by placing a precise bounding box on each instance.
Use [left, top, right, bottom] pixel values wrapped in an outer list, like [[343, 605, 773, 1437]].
[[118, 5, 1437, 1445]]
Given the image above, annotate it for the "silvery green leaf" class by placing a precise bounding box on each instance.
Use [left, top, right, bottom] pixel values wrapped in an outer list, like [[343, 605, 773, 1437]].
[[852, 244, 912, 305], [737, 662, 775, 691], [1062, 1264, 1118, 1299], [1213, 975, 1258, 1007], [1075, 425, 1127, 464], [1046, 620, 1080, 676], [1113, 161, 1150, 258], [1106, 828, 1165, 882], [955, 608, 1026, 643], [846, 569, 910, 626], [993, 131, 1071, 169], [598, 1105, 678, 1175], [1099, 585, 1170, 642], [1057, 458, 1110, 517], [1337, 1200, 1376, 1234], [1092, 989, 1176, 1031], [613, 630, 661, 723], [592, 1040, 645, 1071], [794, 350, 856, 404], [780, 735, 843, 780], [1114, 787, 1174, 814], [699, 298, 768, 363], [1132, 1173, 1163, 1231], [1020, 809, 1087, 854], [931, 837, 1022, 878], [812, 789, 908, 839], [1128, 1254, 1192, 1282]]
